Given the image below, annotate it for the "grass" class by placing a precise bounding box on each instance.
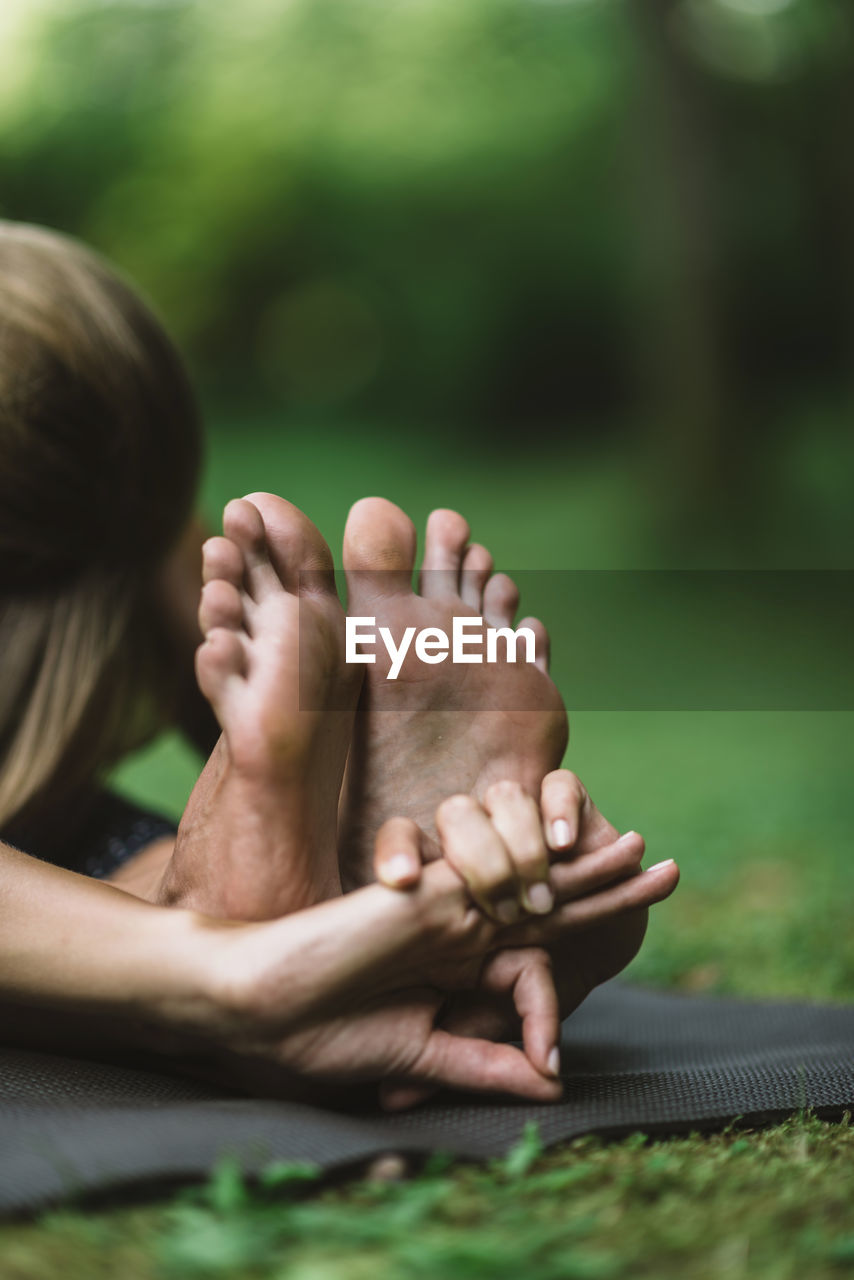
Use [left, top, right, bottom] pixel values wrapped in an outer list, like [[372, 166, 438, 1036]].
[[3, 417, 852, 1277], [3, 1120, 853, 1279]]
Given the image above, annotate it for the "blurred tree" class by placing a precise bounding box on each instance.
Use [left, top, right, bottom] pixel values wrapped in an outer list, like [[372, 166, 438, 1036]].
[[0, 0, 851, 553], [629, 0, 731, 525]]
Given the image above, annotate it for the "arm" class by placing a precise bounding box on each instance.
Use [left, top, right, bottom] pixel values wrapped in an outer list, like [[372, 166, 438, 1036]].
[[0, 840, 216, 1044], [0, 840, 561, 1103]]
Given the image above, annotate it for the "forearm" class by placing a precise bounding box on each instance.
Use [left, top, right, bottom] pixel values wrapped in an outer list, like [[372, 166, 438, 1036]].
[[0, 840, 463, 1049], [0, 841, 559, 1104], [0, 841, 216, 1038]]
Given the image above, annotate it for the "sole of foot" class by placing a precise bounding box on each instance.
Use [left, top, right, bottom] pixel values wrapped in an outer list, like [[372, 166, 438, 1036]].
[[338, 498, 568, 889], [159, 493, 361, 920]]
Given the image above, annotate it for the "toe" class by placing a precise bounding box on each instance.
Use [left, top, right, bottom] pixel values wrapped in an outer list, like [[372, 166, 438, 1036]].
[[242, 492, 335, 596], [195, 627, 246, 705], [222, 498, 281, 602], [518, 615, 550, 673], [199, 579, 245, 636], [460, 543, 494, 610], [483, 572, 520, 627], [419, 509, 470, 599], [343, 497, 417, 599], [202, 537, 244, 589]]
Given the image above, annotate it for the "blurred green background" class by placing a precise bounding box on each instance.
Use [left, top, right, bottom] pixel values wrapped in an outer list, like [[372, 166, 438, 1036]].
[[2, 4, 853, 1271], [2, 0, 853, 563], [1, 0, 851, 996]]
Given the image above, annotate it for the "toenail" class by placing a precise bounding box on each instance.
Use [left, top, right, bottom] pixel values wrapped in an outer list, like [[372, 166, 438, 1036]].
[[495, 898, 520, 924], [526, 882, 554, 914]]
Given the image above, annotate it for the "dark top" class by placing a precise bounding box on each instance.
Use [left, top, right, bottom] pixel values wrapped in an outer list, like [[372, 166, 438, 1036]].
[[1, 791, 178, 880]]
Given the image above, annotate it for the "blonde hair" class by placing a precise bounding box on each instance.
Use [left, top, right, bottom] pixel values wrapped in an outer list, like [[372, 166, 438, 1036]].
[[0, 222, 201, 855]]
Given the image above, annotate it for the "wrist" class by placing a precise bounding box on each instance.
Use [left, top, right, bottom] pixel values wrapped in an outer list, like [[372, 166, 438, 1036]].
[[130, 906, 232, 1040]]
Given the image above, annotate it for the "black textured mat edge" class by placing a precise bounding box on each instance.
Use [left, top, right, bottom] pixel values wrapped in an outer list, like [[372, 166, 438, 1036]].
[[2, 983, 852, 1215]]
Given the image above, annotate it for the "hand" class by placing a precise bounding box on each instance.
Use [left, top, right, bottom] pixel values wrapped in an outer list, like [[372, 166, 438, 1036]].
[[0, 836, 561, 1109], [373, 770, 677, 941], [369, 770, 679, 1102], [194, 857, 563, 1106], [508, 770, 678, 1017]]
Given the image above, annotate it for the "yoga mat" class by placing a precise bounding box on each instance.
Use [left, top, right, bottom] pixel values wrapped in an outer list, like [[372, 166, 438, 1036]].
[[1, 983, 852, 1215]]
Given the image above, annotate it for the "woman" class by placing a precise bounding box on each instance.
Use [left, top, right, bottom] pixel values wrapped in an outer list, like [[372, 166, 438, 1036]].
[[0, 221, 678, 1103]]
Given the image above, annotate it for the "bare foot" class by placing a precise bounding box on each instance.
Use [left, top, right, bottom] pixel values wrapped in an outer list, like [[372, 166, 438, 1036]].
[[157, 494, 361, 920], [339, 498, 568, 889]]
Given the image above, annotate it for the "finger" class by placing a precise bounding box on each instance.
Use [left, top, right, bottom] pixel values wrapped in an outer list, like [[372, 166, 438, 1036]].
[[410, 1028, 563, 1102], [419, 509, 470, 598], [481, 948, 561, 1080], [549, 830, 646, 902], [373, 817, 425, 890], [460, 543, 494, 610], [378, 980, 523, 1110], [505, 858, 680, 947], [381, 955, 561, 1106], [540, 770, 618, 857], [539, 770, 587, 854], [482, 780, 553, 915], [436, 795, 520, 923]]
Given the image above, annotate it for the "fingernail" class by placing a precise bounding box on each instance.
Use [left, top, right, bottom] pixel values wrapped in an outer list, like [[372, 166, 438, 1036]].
[[645, 859, 674, 873], [526, 882, 554, 914], [550, 819, 573, 849], [383, 853, 417, 886], [547, 1047, 561, 1077], [496, 898, 520, 924], [619, 830, 640, 845]]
